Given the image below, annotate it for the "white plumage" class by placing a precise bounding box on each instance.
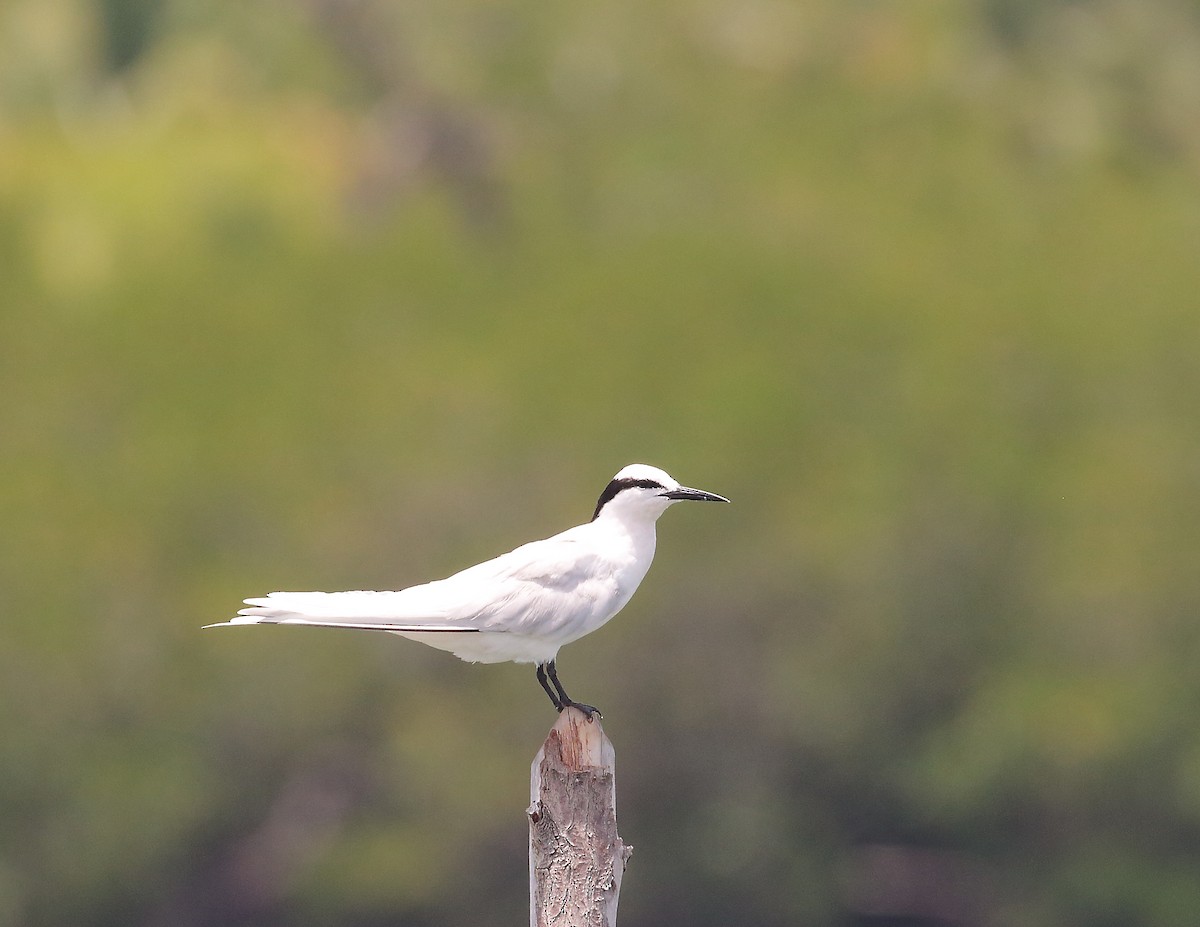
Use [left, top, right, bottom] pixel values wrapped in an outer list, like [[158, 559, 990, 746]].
[[206, 464, 729, 715]]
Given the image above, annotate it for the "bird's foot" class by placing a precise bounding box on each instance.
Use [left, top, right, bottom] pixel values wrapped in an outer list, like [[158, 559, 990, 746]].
[[558, 700, 602, 721]]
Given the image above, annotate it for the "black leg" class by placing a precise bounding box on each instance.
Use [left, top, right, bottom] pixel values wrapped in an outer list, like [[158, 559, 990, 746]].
[[546, 659, 601, 720], [536, 663, 563, 711]]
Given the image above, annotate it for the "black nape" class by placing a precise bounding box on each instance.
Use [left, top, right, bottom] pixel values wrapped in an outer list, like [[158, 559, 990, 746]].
[[591, 478, 666, 521]]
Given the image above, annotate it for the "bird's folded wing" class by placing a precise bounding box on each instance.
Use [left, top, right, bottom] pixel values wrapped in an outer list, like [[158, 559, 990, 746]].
[[441, 535, 622, 636], [207, 530, 610, 635]]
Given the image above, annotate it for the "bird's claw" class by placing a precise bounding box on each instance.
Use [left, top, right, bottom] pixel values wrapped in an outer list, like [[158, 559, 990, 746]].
[[559, 701, 602, 722]]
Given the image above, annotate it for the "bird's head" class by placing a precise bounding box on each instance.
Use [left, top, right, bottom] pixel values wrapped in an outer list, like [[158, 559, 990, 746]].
[[590, 463, 730, 523]]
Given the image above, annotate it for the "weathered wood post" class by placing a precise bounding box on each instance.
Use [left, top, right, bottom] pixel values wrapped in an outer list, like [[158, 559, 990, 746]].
[[528, 708, 633, 927]]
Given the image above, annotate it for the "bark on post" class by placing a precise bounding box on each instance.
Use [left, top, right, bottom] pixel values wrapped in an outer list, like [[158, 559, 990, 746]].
[[528, 708, 632, 927]]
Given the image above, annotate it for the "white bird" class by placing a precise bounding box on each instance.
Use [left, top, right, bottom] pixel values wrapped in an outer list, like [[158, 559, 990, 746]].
[[205, 464, 729, 717]]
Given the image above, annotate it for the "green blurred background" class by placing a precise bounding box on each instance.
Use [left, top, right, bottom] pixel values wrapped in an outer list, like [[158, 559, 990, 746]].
[[3, 0, 1200, 924]]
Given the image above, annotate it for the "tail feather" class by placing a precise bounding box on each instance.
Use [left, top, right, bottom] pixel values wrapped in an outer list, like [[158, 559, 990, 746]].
[[203, 589, 479, 632]]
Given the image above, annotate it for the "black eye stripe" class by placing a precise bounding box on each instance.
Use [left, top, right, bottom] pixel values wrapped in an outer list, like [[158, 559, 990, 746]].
[[591, 478, 666, 520]]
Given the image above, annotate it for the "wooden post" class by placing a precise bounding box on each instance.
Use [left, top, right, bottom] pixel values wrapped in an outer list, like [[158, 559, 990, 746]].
[[528, 708, 632, 927]]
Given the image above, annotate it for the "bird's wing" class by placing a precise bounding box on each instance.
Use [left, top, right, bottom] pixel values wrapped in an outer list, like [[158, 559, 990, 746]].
[[207, 525, 625, 640], [434, 529, 625, 637]]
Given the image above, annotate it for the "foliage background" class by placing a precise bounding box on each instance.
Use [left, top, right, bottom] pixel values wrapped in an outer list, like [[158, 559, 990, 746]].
[[3, 0, 1200, 924]]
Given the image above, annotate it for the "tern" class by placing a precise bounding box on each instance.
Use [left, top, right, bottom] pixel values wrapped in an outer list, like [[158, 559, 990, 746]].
[[206, 464, 729, 717]]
